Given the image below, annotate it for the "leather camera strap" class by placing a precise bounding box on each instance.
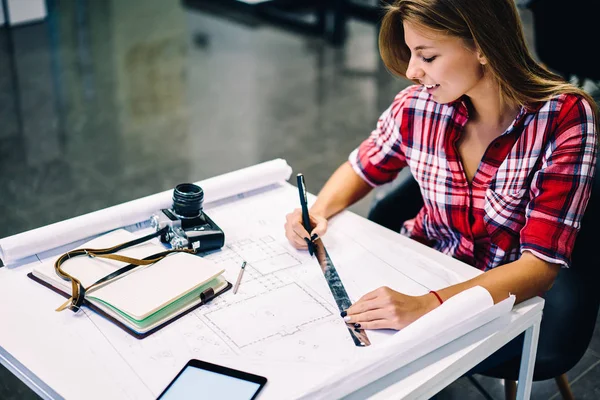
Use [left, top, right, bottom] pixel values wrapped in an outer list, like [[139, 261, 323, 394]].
[[55, 228, 195, 312]]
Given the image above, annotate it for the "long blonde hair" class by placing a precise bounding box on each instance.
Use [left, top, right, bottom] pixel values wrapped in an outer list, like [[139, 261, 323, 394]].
[[379, 0, 598, 124]]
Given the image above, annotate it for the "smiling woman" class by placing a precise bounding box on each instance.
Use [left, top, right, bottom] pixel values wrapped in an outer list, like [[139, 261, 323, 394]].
[[378, 0, 597, 110], [283, 0, 598, 373], [394, 22, 487, 106]]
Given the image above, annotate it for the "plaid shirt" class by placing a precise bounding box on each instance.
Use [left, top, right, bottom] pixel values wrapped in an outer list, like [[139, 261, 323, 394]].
[[350, 85, 597, 270]]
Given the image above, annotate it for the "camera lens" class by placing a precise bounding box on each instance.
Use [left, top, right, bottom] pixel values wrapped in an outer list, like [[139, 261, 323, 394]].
[[172, 183, 204, 218]]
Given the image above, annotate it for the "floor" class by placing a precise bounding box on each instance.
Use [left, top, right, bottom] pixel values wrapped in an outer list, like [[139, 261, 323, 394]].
[[1, 1, 599, 399]]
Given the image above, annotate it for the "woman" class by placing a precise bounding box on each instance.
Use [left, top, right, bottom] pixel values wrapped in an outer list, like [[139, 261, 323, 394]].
[[284, 0, 598, 332]]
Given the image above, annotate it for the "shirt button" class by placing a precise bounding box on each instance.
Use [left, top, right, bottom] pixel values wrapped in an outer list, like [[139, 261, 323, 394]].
[[494, 142, 501, 148]]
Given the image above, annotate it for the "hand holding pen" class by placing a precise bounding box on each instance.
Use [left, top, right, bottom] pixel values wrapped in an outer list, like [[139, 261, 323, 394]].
[[283, 174, 328, 255]]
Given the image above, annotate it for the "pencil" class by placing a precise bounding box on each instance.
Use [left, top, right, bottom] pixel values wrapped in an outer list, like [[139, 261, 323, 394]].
[[233, 261, 246, 294]]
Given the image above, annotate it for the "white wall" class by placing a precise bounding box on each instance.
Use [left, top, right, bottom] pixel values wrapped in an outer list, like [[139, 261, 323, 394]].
[[0, 0, 47, 26]]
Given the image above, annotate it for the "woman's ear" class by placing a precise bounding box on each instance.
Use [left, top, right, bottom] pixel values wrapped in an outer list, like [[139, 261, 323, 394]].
[[476, 50, 488, 65]]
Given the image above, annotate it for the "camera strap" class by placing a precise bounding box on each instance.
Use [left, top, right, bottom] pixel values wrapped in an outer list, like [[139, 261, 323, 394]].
[[54, 227, 196, 313]]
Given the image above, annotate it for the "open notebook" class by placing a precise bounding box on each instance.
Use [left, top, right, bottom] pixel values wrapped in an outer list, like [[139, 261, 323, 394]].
[[28, 229, 231, 339]]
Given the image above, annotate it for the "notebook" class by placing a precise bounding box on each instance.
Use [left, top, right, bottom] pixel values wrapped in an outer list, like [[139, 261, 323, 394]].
[[28, 229, 231, 339]]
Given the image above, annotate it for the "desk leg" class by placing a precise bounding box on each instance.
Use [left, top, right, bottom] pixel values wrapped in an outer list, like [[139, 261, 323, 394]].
[[516, 315, 541, 400]]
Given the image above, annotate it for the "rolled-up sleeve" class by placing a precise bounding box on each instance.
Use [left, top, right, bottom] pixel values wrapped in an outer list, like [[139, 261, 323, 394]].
[[521, 95, 598, 267], [348, 91, 410, 187]]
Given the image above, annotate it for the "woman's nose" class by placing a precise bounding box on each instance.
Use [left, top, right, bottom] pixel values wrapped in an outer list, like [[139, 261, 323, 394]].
[[406, 57, 424, 81]]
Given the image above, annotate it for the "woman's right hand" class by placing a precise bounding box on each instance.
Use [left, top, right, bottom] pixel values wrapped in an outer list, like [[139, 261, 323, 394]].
[[284, 209, 328, 250]]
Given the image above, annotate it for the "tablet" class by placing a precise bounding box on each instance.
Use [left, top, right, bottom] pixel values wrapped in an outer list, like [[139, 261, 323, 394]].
[[157, 359, 267, 400]]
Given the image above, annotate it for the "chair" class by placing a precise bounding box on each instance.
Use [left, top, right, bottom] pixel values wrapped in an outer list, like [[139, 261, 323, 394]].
[[367, 159, 600, 400]]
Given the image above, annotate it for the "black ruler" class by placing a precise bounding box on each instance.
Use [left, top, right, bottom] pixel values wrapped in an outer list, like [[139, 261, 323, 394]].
[[313, 238, 371, 347]]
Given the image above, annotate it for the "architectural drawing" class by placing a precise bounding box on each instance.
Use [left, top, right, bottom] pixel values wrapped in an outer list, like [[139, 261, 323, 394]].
[[17, 183, 476, 398], [204, 283, 332, 348], [0, 162, 513, 400]]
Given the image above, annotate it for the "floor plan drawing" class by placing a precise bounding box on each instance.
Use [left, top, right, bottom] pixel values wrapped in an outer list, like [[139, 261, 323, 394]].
[[1, 174, 510, 400], [17, 180, 480, 397], [61, 185, 373, 394], [203, 283, 332, 348]]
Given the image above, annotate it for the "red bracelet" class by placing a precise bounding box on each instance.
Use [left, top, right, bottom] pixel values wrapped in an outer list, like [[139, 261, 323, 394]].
[[430, 290, 443, 305]]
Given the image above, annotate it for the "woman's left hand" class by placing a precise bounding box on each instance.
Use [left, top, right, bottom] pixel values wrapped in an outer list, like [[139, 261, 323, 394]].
[[344, 286, 440, 330]]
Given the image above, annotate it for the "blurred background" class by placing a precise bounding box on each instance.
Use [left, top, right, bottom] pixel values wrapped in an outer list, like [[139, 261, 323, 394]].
[[1, 0, 599, 399]]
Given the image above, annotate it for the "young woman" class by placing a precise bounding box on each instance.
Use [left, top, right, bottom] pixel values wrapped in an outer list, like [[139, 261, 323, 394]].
[[284, 0, 598, 331]]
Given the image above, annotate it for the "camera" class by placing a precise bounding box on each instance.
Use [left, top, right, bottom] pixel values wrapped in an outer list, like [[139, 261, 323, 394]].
[[150, 183, 225, 252]]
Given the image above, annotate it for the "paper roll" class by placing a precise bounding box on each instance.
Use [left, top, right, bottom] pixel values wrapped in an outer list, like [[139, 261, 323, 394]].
[[0, 159, 292, 266], [297, 286, 515, 400]]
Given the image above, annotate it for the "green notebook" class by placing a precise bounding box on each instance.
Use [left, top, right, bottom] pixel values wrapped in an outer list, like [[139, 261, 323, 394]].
[[30, 229, 230, 338]]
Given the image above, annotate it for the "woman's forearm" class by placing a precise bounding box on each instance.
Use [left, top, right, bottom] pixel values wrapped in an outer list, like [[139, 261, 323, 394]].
[[432, 252, 560, 307], [310, 162, 374, 219]]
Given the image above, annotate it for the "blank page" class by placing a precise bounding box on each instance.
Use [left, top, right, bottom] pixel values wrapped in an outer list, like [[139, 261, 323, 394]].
[[32, 229, 164, 290], [88, 252, 224, 320]]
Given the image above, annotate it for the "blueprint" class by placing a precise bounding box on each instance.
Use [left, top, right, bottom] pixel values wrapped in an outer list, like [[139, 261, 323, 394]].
[[0, 160, 512, 400], [51, 182, 476, 398]]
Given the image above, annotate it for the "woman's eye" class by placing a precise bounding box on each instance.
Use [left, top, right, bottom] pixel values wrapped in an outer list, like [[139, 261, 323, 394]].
[[422, 56, 437, 63]]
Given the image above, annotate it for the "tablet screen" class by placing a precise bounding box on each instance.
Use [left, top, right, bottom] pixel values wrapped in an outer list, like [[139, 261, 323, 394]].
[[158, 360, 266, 400]]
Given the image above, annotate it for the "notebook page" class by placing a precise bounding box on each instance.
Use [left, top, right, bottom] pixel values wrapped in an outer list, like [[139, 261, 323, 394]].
[[88, 252, 224, 320], [31, 229, 164, 290], [90, 277, 229, 332]]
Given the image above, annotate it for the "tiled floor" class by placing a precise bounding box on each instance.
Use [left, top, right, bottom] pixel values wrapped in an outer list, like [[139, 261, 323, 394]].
[[1, 1, 599, 399]]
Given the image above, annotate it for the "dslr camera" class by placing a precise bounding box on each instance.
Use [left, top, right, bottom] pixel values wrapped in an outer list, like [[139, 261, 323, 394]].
[[150, 183, 225, 252]]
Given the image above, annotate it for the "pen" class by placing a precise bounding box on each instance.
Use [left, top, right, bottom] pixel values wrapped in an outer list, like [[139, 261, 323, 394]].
[[296, 173, 315, 256], [233, 261, 246, 294]]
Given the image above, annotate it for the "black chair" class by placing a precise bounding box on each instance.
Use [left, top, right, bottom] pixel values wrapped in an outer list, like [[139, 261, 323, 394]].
[[367, 161, 600, 400]]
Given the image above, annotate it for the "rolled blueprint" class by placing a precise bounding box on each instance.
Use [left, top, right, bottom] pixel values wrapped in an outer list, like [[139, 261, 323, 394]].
[[0, 159, 292, 266], [297, 286, 516, 400]]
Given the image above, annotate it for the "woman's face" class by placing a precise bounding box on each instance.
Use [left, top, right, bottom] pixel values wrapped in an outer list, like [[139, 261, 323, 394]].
[[403, 21, 486, 104]]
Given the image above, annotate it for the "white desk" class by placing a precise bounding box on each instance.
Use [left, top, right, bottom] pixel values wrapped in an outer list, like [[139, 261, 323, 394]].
[[0, 179, 543, 400], [346, 299, 542, 400]]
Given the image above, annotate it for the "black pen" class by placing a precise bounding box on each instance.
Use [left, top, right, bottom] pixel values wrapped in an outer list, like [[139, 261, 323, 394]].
[[296, 173, 315, 256]]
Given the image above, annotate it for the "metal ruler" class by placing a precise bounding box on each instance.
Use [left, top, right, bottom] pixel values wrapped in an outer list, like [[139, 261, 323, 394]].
[[313, 238, 371, 347]]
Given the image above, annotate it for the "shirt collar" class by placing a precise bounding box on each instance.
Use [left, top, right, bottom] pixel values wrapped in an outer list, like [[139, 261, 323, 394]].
[[449, 97, 543, 135]]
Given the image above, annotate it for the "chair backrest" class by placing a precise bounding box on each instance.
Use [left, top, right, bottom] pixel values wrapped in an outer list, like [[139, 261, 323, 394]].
[[367, 169, 423, 232], [533, 156, 600, 379]]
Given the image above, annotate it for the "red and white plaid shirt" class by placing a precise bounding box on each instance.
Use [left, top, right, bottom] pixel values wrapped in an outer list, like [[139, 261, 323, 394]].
[[350, 85, 597, 270]]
